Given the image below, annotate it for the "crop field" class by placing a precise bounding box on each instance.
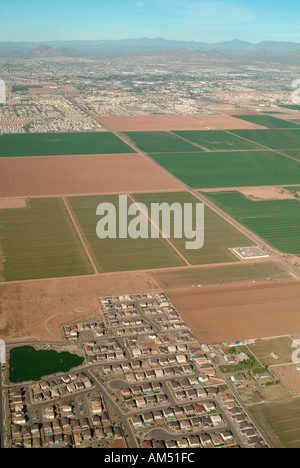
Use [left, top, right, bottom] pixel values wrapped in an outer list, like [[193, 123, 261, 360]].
[[0, 198, 93, 281], [172, 130, 262, 151], [0, 132, 133, 157], [149, 151, 300, 188], [280, 105, 300, 111], [281, 150, 300, 161], [123, 131, 202, 153], [250, 399, 300, 448], [230, 128, 300, 150], [68, 195, 186, 272], [156, 262, 289, 289], [203, 191, 300, 254], [232, 114, 300, 129], [134, 191, 254, 265], [0, 153, 183, 198], [284, 185, 300, 192]]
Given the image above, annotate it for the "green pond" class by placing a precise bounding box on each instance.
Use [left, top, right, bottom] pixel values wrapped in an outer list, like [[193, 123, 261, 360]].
[[9, 346, 84, 383]]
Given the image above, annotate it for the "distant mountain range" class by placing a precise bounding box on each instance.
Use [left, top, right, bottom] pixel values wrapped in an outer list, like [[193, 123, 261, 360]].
[[1, 38, 300, 60], [24, 45, 83, 57]]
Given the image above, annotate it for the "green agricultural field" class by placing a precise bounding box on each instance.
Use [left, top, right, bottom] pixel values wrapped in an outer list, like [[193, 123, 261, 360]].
[[173, 130, 262, 151], [281, 150, 300, 161], [68, 195, 185, 272], [283, 185, 300, 193], [122, 131, 202, 153], [0, 198, 93, 281], [149, 151, 300, 188], [279, 105, 300, 111], [134, 192, 253, 265], [232, 114, 300, 129], [230, 129, 300, 150], [204, 191, 300, 254], [250, 398, 300, 448], [156, 262, 289, 289], [0, 132, 133, 157], [9, 346, 84, 383]]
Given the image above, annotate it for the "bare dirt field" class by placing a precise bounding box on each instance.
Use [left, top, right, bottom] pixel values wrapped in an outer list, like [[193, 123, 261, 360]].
[[267, 113, 300, 120], [109, 439, 128, 448], [272, 364, 300, 395], [0, 271, 160, 341], [0, 198, 28, 209], [210, 107, 261, 116], [201, 186, 295, 200], [0, 121, 29, 126], [96, 114, 266, 132], [190, 115, 266, 130], [0, 153, 184, 197], [238, 186, 295, 200], [167, 279, 300, 344]]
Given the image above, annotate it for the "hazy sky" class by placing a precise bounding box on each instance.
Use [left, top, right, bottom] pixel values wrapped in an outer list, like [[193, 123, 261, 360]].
[[1, 0, 299, 43]]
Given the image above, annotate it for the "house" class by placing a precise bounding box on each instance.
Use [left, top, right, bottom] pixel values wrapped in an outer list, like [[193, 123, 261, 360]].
[[220, 430, 233, 441], [163, 408, 175, 420], [121, 388, 131, 398], [200, 434, 212, 447], [231, 374, 246, 383], [143, 413, 154, 425], [153, 410, 164, 421], [180, 420, 191, 431], [193, 404, 206, 416], [131, 415, 143, 428], [177, 438, 189, 448], [188, 436, 201, 448], [135, 397, 146, 409], [254, 371, 270, 380], [204, 401, 216, 413], [210, 414, 223, 426], [211, 433, 224, 447], [165, 440, 178, 449], [174, 407, 185, 419]]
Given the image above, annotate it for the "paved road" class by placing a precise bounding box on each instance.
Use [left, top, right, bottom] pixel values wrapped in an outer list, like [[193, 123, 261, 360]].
[[0, 366, 5, 448], [86, 369, 138, 448]]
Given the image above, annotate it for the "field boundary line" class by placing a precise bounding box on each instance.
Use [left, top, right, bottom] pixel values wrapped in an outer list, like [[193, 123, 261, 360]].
[[224, 130, 300, 162], [168, 130, 210, 151], [62, 197, 99, 275], [128, 193, 190, 267]]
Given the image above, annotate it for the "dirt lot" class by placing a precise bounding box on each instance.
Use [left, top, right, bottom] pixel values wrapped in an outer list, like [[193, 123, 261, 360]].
[[210, 107, 261, 116], [272, 364, 300, 395], [190, 115, 266, 130], [0, 198, 27, 209], [202, 186, 295, 199], [238, 186, 295, 200], [108, 439, 128, 448], [0, 153, 183, 197], [97, 114, 266, 132], [0, 121, 29, 126], [0, 271, 160, 341], [168, 279, 300, 344]]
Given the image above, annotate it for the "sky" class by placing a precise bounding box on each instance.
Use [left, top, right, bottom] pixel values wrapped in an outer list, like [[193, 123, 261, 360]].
[[0, 0, 300, 43]]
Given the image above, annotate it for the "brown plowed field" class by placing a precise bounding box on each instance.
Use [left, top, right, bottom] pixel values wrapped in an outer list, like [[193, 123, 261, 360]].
[[0, 153, 184, 197], [168, 279, 300, 344], [96, 114, 266, 132]]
